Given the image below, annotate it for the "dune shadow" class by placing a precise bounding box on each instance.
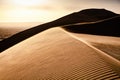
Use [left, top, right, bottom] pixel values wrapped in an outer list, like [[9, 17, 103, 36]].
[[63, 16, 120, 37]]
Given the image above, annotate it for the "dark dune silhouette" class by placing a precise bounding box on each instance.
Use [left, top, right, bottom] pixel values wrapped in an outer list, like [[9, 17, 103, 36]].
[[53, 8, 119, 25], [63, 15, 120, 37], [0, 9, 119, 52], [0, 27, 25, 41]]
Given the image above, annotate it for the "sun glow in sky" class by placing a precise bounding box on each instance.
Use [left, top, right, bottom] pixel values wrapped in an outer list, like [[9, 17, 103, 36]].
[[12, 0, 47, 6], [0, 0, 120, 22], [0, 0, 60, 22]]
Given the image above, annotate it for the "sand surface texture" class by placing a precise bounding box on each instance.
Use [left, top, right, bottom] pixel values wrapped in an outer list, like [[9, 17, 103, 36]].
[[0, 28, 120, 80], [70, 32, 120, 61]]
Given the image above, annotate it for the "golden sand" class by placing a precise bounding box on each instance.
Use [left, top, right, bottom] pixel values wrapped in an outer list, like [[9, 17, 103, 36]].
[[0, 28, 120, 79]]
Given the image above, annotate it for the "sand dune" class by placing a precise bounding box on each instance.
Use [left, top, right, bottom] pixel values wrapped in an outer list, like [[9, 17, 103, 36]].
[[0, 22, 42, 40], [0, 9, 120, 79], [63, 15, 120, 37], [0, 9, 118, 52], [0, 28, 120, 79], [0, 27, 24, 41]]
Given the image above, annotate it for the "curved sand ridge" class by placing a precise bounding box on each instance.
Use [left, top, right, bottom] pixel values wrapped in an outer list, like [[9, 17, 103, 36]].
[[0, 28, 120, 79]]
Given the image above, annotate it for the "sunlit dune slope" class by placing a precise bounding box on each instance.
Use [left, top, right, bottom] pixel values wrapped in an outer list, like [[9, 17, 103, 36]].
[[0, 8, 118, 52], [0, 28, 120, 80]]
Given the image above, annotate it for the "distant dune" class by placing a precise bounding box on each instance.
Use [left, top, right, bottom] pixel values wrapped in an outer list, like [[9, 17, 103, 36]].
[[63, 15, 120, 37], [0, 8, 119, 52], [0, 27, 24, 41], [0, 22, 41, 41]]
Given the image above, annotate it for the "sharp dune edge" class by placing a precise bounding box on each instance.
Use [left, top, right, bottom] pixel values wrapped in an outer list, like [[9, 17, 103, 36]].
[[0, 28, 120, 79], [70, 32, 120, 60]]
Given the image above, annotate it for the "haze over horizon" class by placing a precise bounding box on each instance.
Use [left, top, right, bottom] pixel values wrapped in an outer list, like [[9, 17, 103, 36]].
[[0, 0, 120, 23]]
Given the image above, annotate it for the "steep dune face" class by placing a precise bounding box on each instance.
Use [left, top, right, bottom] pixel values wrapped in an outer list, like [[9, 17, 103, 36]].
[[66, 31, 120, 60], [0, 9, 118, 52], [0, 28, 120, 79]]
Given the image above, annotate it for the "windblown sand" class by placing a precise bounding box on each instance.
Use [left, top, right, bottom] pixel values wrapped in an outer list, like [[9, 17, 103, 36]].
[[0, 28, 120, 79], [72, 33, 120, 60]]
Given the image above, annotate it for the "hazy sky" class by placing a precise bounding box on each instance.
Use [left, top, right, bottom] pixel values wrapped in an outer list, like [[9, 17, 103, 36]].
[[0, 0, 120, 22]]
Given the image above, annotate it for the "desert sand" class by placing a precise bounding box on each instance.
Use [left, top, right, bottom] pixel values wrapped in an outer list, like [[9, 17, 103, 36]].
[[68, 31, 120, 60], [0, 28, 120, 80]]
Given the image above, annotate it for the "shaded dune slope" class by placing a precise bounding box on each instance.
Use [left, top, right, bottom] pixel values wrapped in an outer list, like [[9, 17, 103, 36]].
[[63, 15, 120, 37], [0, 28, 120, 79], [0, 9, 119, 52]]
